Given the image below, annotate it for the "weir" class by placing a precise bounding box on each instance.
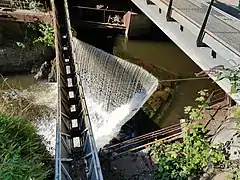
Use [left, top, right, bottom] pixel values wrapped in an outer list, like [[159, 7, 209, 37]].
[[52, 0, 158, 179], [73, 39, 158, 148]]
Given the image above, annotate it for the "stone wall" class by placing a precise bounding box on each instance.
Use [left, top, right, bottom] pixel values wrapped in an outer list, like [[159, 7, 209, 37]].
[[0, 22, 53, 74]]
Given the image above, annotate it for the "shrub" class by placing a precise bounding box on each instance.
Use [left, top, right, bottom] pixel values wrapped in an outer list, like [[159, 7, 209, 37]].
[[150, 123, 226, 180]]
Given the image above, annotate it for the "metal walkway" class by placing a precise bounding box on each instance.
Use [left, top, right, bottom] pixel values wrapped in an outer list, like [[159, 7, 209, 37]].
[[132, 0, 240, 103], [51, 0, 103, 179], [164, 0, 240, 56]]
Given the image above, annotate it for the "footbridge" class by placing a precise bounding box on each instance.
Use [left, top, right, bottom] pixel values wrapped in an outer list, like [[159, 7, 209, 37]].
[[131, 0, 240, 103]]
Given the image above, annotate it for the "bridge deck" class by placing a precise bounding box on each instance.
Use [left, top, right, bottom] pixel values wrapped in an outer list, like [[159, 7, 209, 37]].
[[162, 0, 240, 56]]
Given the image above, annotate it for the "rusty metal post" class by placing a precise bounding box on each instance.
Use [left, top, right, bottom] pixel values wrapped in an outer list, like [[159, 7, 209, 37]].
[[146, 0, 155, 5], [196, 0, 214, 47]]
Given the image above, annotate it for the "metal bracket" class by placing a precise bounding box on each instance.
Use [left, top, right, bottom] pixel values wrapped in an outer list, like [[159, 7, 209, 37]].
[[196, 0, 214, 47], [166, 0, 175, 21], [146, 0, 155, 5]]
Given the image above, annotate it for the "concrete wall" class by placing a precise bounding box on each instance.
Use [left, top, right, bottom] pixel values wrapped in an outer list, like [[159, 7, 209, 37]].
[[128, 14, 152, 37]]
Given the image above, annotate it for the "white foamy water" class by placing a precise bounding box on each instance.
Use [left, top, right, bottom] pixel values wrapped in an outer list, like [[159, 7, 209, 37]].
[[18, 38, 158, 154], [22, 83, 57, 156], [73, 39, 158, 148]]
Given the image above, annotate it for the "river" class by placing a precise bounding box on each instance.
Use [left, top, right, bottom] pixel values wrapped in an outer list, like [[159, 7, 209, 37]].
[[0, 74, 37, 90], [0, 33, 218, 132], [115, 36, 219, 127]]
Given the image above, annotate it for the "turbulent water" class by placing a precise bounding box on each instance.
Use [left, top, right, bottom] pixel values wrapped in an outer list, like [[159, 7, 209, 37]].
[[4, 39, 158, 154], [73, 38, 158, 148], [21, 83, 57, 156]]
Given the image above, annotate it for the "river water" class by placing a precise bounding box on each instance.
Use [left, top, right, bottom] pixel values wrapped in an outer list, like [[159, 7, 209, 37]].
[[1, 38, 218, 128], [0, 74, 37, 90], [115, 36, 218, 127], [0, 34, 219, 151]]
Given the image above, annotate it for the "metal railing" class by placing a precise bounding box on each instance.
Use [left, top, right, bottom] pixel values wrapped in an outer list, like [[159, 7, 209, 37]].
[[160, 0, 240, 57], [70, 6, 127, 26], [52, 0, 103, 179]]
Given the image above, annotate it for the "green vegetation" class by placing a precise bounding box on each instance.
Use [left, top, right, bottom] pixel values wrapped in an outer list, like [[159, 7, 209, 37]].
[[12, 0, 46, 11], [150, 89, 230, 179], [233, 106, 240, 129], [215, 66, 240, 94], [17, 22, 54, 49], [184, 89, 209, 120], [32, 23, 55, 47], [150, 122, 226, 180], [0, 114, 52, 180]]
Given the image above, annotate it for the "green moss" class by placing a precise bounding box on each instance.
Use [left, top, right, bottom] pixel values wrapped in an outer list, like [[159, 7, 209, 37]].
[[0, 114, 53, 180]]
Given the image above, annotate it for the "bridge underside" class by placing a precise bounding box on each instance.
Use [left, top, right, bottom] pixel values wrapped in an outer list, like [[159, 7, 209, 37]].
[[131, 0, 240, 103]]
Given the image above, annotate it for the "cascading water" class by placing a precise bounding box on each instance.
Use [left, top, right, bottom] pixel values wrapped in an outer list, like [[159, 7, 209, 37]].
[[73, 38, 158, 148]]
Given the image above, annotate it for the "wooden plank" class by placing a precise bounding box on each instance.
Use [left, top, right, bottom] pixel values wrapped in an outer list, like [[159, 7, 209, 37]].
[[0, 7, 52, 24]]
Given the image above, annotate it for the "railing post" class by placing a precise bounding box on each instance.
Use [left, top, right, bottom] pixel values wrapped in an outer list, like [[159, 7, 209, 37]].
[[103, 9, 106, 23], [196, 0, 214, 47], [166, 0, 175, 21]]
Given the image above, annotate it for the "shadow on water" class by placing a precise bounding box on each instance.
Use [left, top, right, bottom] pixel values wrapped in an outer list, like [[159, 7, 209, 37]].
[[128, 22, 171, 42], [0, 74, 37, 90], [74, 27, 122, 54], [109, 109, 159, 144]]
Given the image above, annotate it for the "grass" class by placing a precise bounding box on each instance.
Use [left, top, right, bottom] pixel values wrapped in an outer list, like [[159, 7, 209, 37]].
[[0, 80, 53, 179], [0, 114, 53, 180]]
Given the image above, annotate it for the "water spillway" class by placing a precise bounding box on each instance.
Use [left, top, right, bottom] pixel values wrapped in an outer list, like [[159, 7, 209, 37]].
[[53, 0, 157, 178], [73, 38, 158, 148]]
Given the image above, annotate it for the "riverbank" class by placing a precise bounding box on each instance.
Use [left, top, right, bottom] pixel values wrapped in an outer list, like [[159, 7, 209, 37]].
[[0, 81, 57, 154], [0, 81, 56, 179], [0, 21, 54, 75]]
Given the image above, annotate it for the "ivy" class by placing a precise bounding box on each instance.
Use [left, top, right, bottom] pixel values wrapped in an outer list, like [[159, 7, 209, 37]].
[[150, 123, 226, 180]]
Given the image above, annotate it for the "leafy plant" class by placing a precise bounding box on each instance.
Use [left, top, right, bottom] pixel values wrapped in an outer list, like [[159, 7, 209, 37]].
[[11, 0, 45, 11], [216, 66, 240, 94], [184, 89, 209, 120], [16, 22, 54, 49], [33, 23, 54, 47], [233, 106, 240, 127], [0, 114, 53, 179], [150, 122, 226, 180]]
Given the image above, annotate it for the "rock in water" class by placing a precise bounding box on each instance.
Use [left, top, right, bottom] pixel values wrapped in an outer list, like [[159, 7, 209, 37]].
[[48, 58, 57, 82], [34, 61, 51, 80]]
